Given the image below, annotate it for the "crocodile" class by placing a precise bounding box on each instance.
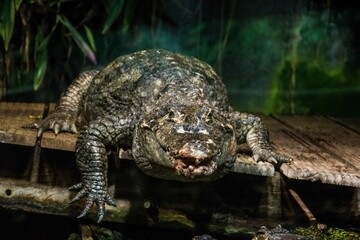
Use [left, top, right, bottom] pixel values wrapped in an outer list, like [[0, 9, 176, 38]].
[[24, 49, 291, 222], [253, 225, 310, 240]]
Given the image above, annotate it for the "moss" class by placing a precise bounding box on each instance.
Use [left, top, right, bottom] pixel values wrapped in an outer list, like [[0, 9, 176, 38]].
[[157, 209, 195, 229], [295, 226, 360, 240]]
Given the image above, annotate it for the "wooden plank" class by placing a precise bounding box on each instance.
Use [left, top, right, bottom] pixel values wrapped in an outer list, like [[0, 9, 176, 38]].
[[0, 177, 258, 235], [0, 177, 129, 222], [232, 154, 274, 176], [270, 115, 360, 187], [274, 115, 360, 168], [0, 102, 45, 146], [41, 132, 77, 152], [328, 117, 360, 135], [2, 101, 358, 184]]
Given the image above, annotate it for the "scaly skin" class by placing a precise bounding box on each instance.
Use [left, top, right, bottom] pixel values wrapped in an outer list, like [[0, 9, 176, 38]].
[[231, 112, 289, 164], [69, 114, 133, 222], [254, 225, 309, 240], [24, 49, 291, 222], [23, 70, 99, 136]]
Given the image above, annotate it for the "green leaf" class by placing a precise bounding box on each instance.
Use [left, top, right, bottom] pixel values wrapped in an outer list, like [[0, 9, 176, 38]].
[[33, 52, 47, 91], [33, 29, 48, 90], [58, 15, 96, 64], [14, 0, 22, 10], [122, 0, 137, 33], [84, 25, 96, 51], [102, 0, 124, 34], [0, 0, 23, 51]]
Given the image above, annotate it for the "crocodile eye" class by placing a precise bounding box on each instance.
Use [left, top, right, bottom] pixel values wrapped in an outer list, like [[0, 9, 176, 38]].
[[166, 109, 176, 122], [168, 110, 175, 118], [205, 110, 214, 123]]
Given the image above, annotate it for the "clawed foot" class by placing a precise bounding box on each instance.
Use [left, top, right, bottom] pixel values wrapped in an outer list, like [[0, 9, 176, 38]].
[[69, 182, 116, 222], [252, 149, 292, 165], [22, 112, 77, 137]]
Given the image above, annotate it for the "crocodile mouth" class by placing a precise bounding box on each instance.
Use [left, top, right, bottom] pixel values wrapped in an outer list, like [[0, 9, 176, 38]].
[[173, 156, 217, 178], [169, 141, 219, 178], [135, 126, 236, 181]]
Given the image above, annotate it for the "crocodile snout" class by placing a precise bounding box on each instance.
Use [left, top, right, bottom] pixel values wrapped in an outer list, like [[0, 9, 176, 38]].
[[177, 140, 217, 161]]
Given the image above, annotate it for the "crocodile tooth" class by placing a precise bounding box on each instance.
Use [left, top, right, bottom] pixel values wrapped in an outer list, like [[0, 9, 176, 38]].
[[195, 159, 201, 165]]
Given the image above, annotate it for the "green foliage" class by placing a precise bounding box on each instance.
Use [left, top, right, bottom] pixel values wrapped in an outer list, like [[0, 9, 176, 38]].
[[0, 0, 22, 51], [84, 25, 96, 51], [0, 0, 142, 96], [0, 0, 100, 94], [295, 226, 360, 240], [58, 15, 96, 64], [1, 1, 359, 116], [34, 29, 49, 91], [264, 11, 353, 115], [121, 0, 137, 33], [223, 17, 285, 113], [101, 0, 124, 34]]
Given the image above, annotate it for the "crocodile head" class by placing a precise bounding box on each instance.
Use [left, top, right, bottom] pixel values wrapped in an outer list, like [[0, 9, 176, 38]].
[[132, 104, 237, 181]]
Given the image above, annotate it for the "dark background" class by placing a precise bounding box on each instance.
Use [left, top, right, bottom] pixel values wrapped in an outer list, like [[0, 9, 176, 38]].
[[1, 1, 360, 239], [1, 0, 360, 116]]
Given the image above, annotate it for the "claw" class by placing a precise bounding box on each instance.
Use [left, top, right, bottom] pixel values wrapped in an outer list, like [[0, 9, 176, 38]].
[[267, 156, 278, 165], [97, 202, 105, 223], [77, 198, 94, 219], [70, 123, 78, 133], [253, 153, 261, 162], [23, 123, 34, 129], [54, 124, 60, 135], [22, 122, 38, 129], [37, 127, 44, 137], [69, 182, 83, 190], [97, 214, 104, 223], [23, 111, 78, 136], [105, 195, 117, 207], [68, 184, 114, 222], [252, 150, 290, 165], [69, 188, 87, 204]]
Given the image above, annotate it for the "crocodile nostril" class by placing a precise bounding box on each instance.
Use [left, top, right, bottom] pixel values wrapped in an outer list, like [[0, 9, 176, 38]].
[[5, 189, 12, 196]]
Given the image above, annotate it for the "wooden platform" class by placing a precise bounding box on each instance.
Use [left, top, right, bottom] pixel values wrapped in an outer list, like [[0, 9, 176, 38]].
[[0, 101, 359, 233], [0, 102, 359, 187]]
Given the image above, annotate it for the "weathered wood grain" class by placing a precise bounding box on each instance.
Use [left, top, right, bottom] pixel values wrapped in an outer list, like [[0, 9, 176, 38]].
[[328, 117, 360, 135], [270, 115, 360, 187], [0, 177, 253, 234], [41, 132, 77, 151], [232, 154, 275, 176], [0, 102, 44, 146], [0, 177, 129, 222]]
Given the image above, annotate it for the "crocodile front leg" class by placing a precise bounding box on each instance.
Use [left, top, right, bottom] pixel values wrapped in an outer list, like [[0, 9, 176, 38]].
[[69, 114, 133, 222], [230, 112, 291, 165], [23, 70, 99, 136]]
